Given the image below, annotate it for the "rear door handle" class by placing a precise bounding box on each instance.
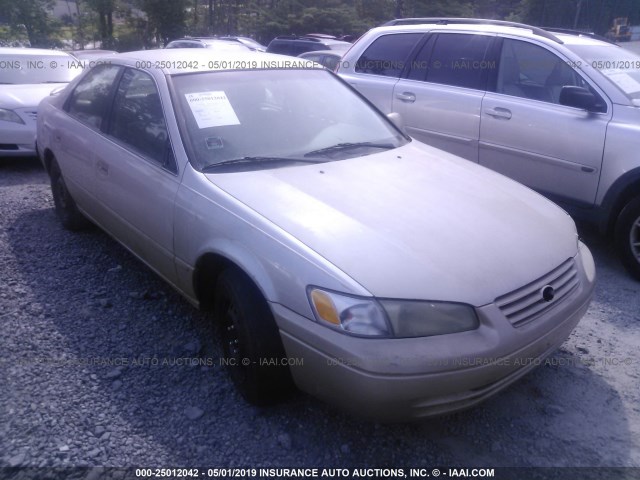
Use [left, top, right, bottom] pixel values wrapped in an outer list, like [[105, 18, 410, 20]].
[[396, 92, 416, 103], [484, 107, 512, 120]]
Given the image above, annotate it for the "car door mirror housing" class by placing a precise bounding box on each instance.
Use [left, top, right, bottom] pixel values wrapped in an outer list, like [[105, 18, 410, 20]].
[[559, 86, 605, 113]]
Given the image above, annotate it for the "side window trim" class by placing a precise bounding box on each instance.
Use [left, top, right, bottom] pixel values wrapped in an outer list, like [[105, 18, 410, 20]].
[[400, 33, 436, 80], [484, 36, 503, 93], [418, 32, 496, 91]]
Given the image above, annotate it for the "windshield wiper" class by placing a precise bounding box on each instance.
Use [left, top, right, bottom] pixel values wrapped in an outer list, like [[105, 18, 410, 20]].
[[202, 156, 322, 172], [304, 142, 395, 158]]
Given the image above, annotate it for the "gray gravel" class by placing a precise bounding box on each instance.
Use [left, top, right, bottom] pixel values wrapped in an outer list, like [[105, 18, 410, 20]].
[[1, 157, 639, 470]]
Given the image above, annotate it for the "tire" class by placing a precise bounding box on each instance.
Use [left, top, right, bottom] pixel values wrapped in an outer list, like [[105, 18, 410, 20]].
[[214, 267, 293, 405], [50, 159, 90, 231], [615, 197, 640, 281]]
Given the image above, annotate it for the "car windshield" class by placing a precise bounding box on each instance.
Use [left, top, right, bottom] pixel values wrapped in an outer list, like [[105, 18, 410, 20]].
[[568, 44, 640, 100], [0, 54, 83, 84], [170, 68, 407, 171]]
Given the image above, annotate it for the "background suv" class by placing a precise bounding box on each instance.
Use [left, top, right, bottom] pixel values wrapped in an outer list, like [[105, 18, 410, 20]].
[[338, 18, 640, 280]]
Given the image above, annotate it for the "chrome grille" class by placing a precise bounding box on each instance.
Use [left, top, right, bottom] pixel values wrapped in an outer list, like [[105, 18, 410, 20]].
[[24, 110, 37, 121], [495, 258, 579, 327]]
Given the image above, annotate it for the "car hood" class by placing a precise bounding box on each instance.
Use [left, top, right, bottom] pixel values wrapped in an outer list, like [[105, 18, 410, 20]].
[[0, 84, 66, 109], [205, 142, 578, 306]]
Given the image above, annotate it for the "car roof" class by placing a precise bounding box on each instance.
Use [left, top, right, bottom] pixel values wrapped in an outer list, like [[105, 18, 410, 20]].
[[554, 32, 618, 46], [0, 47, 74, 57], [270, 36, 350, 45], [370, 21, 615, 49], [167, 38, 249, 48], [110, 49, 322, 75], [299, 50, 344, 57]]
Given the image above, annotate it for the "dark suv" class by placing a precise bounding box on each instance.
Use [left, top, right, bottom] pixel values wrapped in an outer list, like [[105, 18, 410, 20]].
[[266, 35, 351, 56]]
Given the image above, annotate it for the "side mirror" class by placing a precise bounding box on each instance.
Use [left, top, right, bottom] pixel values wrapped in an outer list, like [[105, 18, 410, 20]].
[[559, 86, 605, 113], [387, 112, 406, 133]]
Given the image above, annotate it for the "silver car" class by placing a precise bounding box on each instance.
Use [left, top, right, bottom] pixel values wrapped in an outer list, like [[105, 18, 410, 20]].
[[338, 18, 640, 281], [298, 49, 344, 71], [37, 49, 595, 421], [0, 47, 82, 157]]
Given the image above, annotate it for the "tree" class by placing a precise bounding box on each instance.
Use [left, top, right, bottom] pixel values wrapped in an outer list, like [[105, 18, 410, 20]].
[[0, 0, 57, 47], [139, 0, 187, 45], [85, 0, 117, 48]]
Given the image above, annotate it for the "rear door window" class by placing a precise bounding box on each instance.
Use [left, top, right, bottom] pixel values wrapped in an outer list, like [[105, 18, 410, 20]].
[[355, 33, 424, 78], [421, 33, 493, 90], [66, 64, 121, 129]]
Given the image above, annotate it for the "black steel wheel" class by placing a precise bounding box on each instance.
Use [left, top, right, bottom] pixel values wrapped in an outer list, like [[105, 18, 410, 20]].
[[214, 267, 293, 405]]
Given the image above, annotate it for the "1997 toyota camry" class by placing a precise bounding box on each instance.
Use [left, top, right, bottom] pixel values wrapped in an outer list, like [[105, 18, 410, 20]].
[[37, 49, 595, 421]]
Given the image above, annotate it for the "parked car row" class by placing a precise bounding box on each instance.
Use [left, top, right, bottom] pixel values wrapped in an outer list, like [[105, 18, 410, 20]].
[[3, 18, 638, 420]]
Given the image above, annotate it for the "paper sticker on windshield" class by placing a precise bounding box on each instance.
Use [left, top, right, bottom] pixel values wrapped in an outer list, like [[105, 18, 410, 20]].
[[205, 137, 224, 150], [185, 91, 240, 128]]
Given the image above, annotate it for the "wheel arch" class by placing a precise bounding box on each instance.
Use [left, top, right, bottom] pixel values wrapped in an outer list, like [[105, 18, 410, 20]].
[[192, 245, 277, 313], [599, 167, 640, 235], [42, 147, 56, 176]]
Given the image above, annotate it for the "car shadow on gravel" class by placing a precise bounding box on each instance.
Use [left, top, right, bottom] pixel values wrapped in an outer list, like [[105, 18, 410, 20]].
[[0, 157, 47, 188], [6, 205, 634, 468]]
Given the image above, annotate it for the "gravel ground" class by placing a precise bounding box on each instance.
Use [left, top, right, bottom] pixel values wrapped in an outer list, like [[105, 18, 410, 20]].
[[1, 157, 639, 473]]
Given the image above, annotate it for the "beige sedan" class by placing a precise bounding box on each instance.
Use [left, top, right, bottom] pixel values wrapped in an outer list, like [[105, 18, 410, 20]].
[[37, 49, 595, 421]]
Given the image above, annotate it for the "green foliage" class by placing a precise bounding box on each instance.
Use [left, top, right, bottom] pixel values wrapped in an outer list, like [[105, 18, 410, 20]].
[[139, 0, 188, 45], [3, 0, 640, 50], [0, 0, 58, 47], [517, 0, 640, 34]]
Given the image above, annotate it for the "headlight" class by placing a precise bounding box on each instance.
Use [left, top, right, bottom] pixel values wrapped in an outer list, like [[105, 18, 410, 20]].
[[0, 108, 24, 124], [381, 300, 479, 337], [578, 240, 596, 283], [308, 287, 479, 338], [308, 288, 391, 337]]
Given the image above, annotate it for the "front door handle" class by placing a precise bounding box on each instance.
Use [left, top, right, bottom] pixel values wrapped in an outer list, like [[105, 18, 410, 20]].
[[396, 92, 416, 103], [484, 107, 512, 120]]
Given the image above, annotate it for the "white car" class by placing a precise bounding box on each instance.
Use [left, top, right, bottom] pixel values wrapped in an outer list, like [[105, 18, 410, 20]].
[[37, 49, 595, 420], [0, 47, 83, 157]]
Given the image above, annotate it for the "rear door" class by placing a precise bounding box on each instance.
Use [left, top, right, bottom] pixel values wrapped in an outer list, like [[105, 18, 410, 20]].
[[55, 64, 122, 219], [479, 38, 611, 205], [391, 33, 494, 161], [93, 68, 180, 283]]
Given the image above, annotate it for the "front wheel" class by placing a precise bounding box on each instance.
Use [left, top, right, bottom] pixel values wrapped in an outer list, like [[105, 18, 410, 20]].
[[214, 267, 293, 405], [615, 197, 640, 280]]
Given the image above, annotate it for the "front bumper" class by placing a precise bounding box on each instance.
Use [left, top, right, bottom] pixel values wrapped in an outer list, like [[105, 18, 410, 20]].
[[0, 117, 37, 157], [273, 246, 595, 421]]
